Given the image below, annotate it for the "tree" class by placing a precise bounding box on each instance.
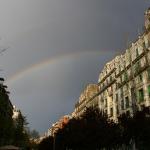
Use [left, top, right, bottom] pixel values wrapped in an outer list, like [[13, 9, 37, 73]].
[[55, 107, 121, 150], [43, 106, 150, 150], [13, 112, 30, 148], [27, 128, 39, 139], [0, 85, 14, 146], [38, 136, 53, 150], [118, 106, 150, 150]]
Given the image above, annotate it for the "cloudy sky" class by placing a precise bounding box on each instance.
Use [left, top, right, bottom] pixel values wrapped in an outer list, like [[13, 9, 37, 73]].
[[0, 0, 148, 134]]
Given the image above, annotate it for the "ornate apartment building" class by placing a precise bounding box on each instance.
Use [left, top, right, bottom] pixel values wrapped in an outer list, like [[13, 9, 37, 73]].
[[98, 8, 150, 120], [47, 115, 71, 137], [74, 8, 150, 120], [74, 84, 99, 117]]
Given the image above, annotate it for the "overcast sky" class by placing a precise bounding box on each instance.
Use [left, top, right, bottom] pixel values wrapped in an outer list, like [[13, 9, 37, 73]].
[[0, 0, 148, 134]]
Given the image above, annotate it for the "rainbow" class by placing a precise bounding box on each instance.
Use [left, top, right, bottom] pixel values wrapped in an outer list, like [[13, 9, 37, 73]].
[[6, 50, 117, 85]]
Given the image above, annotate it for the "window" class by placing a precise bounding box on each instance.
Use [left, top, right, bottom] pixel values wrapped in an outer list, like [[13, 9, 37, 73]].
[[134, 61, 140, 73], [147, 68, 150, 80], [116, 94, 118, 102], [116, 106, 119, 115], [120, 88, 123, 98], [115, 83, 118, 89], [110, 108, 113, 117], [124, 72, 128, 81], [147, 40, 150, 48], [126, 110, 130, 116], [119, 65, 121, 72], [110, 76, 112, 82], [105, 99, 107, 107], [125, 96, 129, 108], [139, 74, 143, 82], [138, 88, 144, 102], [121, 100, 124, 110], [143, 42, 146, 49], [107, 79, 109, 84], [148, 85, 150, 97], [136, 48, 139, 57]]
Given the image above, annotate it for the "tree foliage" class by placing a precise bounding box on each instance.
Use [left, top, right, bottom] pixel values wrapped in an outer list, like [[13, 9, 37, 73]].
[[13, 112, 30, 148], [38, 136, 53, 150], [0, 87, 14, 146], [39, 106, 150, 150], [28, 129, 40, 139], [0, 85, 30, 148]]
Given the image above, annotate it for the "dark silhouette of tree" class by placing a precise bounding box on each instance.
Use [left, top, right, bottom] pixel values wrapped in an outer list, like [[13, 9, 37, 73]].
[[27, 128, 40, 139], [118, 106, 150, 150], [38, 136, 53, 150], [0, 80, 32, 148], [0, 84, 14, 146], [13, 112, 30, 148], [41, 106, 150, 150], [55, 107, 122, 150]]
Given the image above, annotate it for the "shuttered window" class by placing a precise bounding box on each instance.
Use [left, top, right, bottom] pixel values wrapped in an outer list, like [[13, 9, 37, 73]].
[[148, 85, 150, 97], [138, 88, 144, 102]]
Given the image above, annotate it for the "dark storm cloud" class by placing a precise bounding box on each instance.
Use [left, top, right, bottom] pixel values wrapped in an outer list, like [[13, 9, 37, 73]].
[[8, 51, 116, 133], [0, 0, 147, 133]]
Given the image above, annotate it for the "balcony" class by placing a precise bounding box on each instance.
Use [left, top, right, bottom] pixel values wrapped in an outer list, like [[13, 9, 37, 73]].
[[132, 48, 148, 64], [98, 68, 116, 85], [99, 79, 116, 94], [134, 63, 149, 76], [116, 49, 149, 77], [117, 80, 127, 89]]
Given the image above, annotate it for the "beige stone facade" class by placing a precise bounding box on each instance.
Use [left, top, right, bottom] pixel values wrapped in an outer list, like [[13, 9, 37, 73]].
[[74, 84, 99, 117], [43, 8, 150, 137], [47, 115, 70, 137], [74, 8, 150, 120], [98, 9, 150, 120]]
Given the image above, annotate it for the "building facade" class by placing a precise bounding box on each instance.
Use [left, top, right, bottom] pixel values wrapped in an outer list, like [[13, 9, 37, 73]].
[[43, 8, 150, 139], [98, 8, 150, 120], [47, 115, 71, 137], [74, 84, 99, 117], [73, 8, 150, 121]]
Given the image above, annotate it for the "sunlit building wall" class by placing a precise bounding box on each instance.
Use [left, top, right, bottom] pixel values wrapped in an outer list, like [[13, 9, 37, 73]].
[[74, 84, 99, 117], [98, 8, 150, 120]]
